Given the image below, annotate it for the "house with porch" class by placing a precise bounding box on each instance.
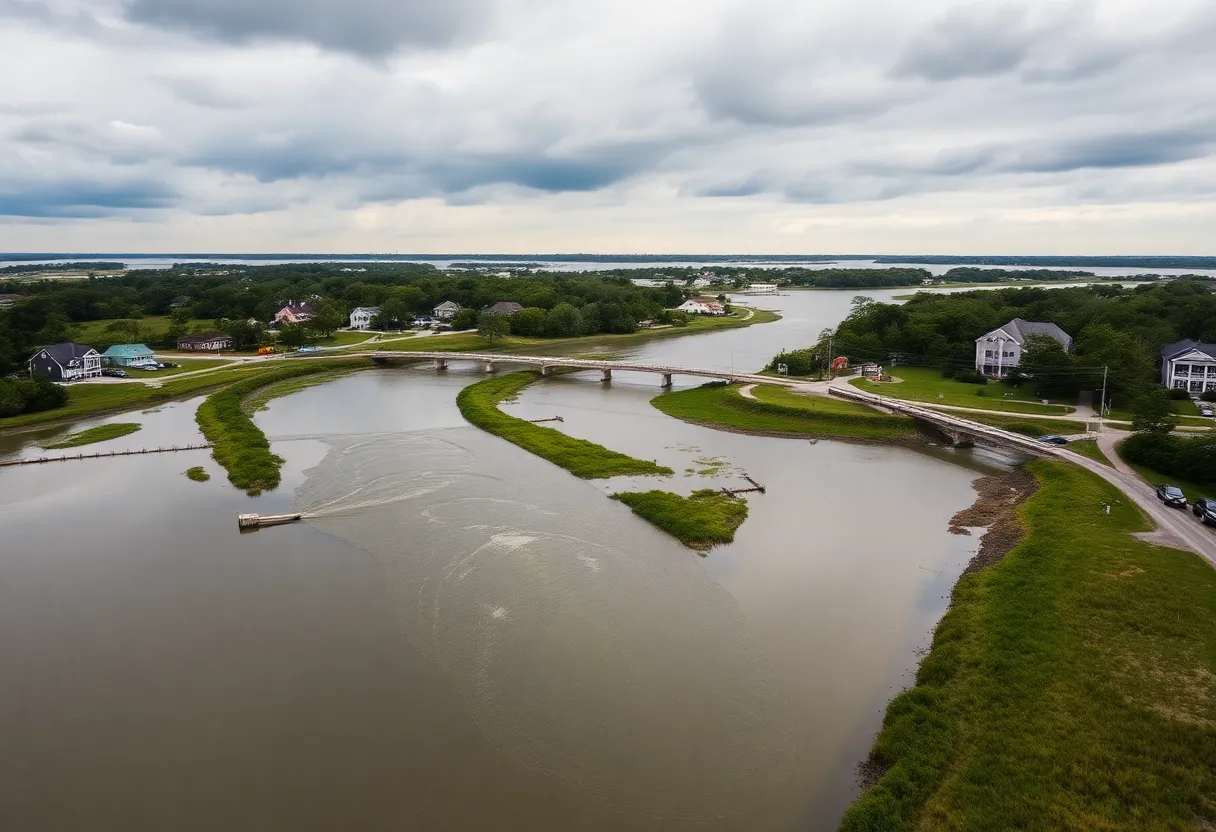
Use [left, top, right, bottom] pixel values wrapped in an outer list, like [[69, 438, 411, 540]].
[[1160, 340, 1216, 395], [103, 344, 158, 368], [974, 318, 1072, 378], [177, 332, 233, 351], [28, 342, 102, 381], [433, 301, 462, 321], [349, 307, 380, 330]]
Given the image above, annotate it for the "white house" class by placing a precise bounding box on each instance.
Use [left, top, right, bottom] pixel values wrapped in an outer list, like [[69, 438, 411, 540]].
[[746, 283, 778, 294], [433, 301, 461, 321], [349, 307, 380, 330], [676, 299, 727, 316], [690, 277, 713, 289], [975, 318, 1072, 377], [1161, 340, 1216, 394]]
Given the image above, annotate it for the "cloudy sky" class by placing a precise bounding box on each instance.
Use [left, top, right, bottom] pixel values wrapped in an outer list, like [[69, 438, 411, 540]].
[[1, 0, 1214, 254]]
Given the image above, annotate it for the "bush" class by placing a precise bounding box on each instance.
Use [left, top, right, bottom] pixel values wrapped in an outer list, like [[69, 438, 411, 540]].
[[0, 377, 69, 417], [768, 348, 818, 376], [1167, 387, 1192, 401], [940, 367, 957, 379], [1122, 432, 1216, 487], [952, 370, 988, 385], [1201, 390, 1216, 403]]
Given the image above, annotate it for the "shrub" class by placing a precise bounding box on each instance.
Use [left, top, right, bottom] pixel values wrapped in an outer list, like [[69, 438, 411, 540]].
[[1167, 387, 1192, 401], [0, 377, 69, 417], [1122, 432, 1216, 487], [940, 367, 957, 379], [768, 348, 818, 376], [1201, 390, 1216, 403], [952, 370, 988, 385]]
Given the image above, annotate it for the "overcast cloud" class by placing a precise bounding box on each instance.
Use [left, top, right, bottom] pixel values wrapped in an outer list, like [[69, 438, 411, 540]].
[[0, 0, 1214, 253]]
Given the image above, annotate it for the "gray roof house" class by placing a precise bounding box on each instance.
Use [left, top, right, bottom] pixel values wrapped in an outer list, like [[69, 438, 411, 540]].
[[485, 301, 523, 315], [975, 318, 1072, 377], [28, 342, 103, 381], [1160, 339, 1216, 394]]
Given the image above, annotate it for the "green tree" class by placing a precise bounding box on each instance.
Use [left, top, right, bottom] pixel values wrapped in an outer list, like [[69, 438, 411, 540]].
[[1019, 335, 1075, 399], [451, 308, 479, 331], [218, 318, 263, 351], [511, 307, 548, 336], [1131, 389, 1179, 435], [545, 303, 585, 337], [310, 301, 346, 337], [277, 324, 309, 349], [477, 313, 510, 343]]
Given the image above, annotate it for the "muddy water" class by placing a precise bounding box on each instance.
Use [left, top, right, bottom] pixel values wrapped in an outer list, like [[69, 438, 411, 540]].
[[0, 289, 1015, 830]]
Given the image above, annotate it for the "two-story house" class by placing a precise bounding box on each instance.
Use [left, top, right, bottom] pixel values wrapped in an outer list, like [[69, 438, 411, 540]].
[[349, 307, 381, 330], [433, 301, 462, 321], [975, 318, 1072, 377], [27, 342, 102, 381], [1160, 340, 1216, 395]]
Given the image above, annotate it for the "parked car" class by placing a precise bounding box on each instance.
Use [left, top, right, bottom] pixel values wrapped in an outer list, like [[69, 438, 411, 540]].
[[161, 361, 179, 368], [1199, 404, 1214, 417], [1193, 498, 1216, 526], [297, 346, 320, 353], [101, 368, 128, 378], [1038, 434, 1069, 445], [1156, 484, 1188, 508]]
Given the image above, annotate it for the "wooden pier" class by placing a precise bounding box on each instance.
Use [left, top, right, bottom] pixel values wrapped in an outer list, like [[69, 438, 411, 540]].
[[0, 443, 213, 467], [722, 475, 767, 496]]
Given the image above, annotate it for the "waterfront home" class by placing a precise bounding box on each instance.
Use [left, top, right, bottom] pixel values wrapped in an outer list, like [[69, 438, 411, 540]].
[[485, 301, 523, 316], [177, 332, 233, 351], [349, 307, 381, 330], [102, 344, 158, 368], [1160, 339, 1216, 394], [746, 283, 778, 294], [433, 301, 462, 320], [974, 318, 1072, 378], [676, 299, 726, 316], [27, 342, 102, 381], [274, 301, 318, 325]]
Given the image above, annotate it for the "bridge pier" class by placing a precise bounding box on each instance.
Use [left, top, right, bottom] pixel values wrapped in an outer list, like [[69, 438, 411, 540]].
[[660, 373, 673, 388], [540, 365, 554, 377], [435, 358, 447, 371], [601, 368, 612, 382], [485, 362, 497, 374], [942, 428, 974, 448]]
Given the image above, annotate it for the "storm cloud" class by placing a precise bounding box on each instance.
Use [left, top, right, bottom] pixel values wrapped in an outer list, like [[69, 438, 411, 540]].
[[0, 0, 1213, 252]]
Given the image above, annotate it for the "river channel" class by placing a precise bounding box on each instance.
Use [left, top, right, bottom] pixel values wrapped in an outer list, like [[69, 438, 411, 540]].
[[0, 288, 1017, 830]]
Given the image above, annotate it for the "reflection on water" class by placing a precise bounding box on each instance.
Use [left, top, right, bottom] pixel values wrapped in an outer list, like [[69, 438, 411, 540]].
[[295, 429, 800, 825]]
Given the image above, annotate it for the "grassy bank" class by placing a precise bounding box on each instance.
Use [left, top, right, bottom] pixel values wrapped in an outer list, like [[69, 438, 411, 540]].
[[43, 422, 141, 449], [456, 372, 672, 478], [849, 366, 1074, 416], [1067, 438, 1113, 466], [959, 411, 1089, 437], [196, 359, 373, 495], [611, 489, 748, 551], [652, 382, 919, 441], [841, 460, 1216, 830], [184, 466, 210, 482]]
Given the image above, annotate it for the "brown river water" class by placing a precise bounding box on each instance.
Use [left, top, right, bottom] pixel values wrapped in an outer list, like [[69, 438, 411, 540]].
[[0, 289, 1018, 830]]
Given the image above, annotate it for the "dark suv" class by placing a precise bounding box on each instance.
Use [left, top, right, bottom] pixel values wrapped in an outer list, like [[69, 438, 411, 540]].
[[1193, 498, 1216, 526], [1156, 484, 1187, 508]]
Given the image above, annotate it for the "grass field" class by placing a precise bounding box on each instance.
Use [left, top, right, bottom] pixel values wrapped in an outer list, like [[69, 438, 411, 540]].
[[43, 422, 141, 449], [652, 382, 919, 441], [610, 489, 748, 551], [456, 372, 672, 478], [850, 366, 1074, 416], [959, 412, 1089, 436], [195, 359, 374, 495], [69, 315, 180, 343], [1066, 438, 1113, 467], [841, 460, 1216, 830]]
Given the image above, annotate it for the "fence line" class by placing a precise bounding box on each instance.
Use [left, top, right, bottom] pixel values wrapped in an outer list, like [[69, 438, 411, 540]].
[[0, 444, 213, 467]]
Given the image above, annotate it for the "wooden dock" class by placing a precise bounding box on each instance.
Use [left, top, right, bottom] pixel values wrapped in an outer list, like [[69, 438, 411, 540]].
[[0, 444, 213, 467]]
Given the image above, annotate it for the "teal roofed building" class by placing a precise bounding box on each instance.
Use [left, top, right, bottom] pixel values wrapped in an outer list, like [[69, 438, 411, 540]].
[[103, 344, 157, 368]]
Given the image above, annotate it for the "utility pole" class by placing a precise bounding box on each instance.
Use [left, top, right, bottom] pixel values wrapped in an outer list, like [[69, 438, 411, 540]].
[[1098, 365, 1108, 434], [827, 331, 835, 381]]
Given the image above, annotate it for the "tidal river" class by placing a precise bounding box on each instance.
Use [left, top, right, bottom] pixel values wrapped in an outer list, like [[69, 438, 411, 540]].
[[0, 289, 1015, 830]]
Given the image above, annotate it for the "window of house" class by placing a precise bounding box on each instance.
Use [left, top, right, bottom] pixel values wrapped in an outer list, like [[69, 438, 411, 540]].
[[1174, 380, 1188, 389], [984, 350, 992, 358], [1176, 364, 1190, 375]]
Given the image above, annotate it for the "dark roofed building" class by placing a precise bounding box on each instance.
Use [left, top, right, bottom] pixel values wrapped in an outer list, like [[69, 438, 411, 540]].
[[28, 342, 102, 381], [177, 332, 233, 351], [485, 301, 523, 316]]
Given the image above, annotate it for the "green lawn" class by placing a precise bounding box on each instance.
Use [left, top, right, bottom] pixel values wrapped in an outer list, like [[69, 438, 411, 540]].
[[850, 366, 1075, 416], [652, 382, 918, 440], [68, 315, 179, 344], [43, 422, 141, 449], [312, 330, 376, 347], [457, 372, 672, 478], [123, 358, 235, 379], [961, 412, 1089, 437], [610, 489, 748, 552], [750, 384, 892, 416], [842, 460, 1216, 830], [1066, 439, 1113, 467]]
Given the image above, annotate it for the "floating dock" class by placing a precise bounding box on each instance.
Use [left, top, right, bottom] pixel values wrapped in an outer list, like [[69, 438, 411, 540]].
[[237, 513, 302, 530]]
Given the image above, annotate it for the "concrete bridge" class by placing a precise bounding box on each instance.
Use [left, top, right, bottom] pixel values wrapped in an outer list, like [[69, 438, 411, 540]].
[[348, 350, 779, 388]]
